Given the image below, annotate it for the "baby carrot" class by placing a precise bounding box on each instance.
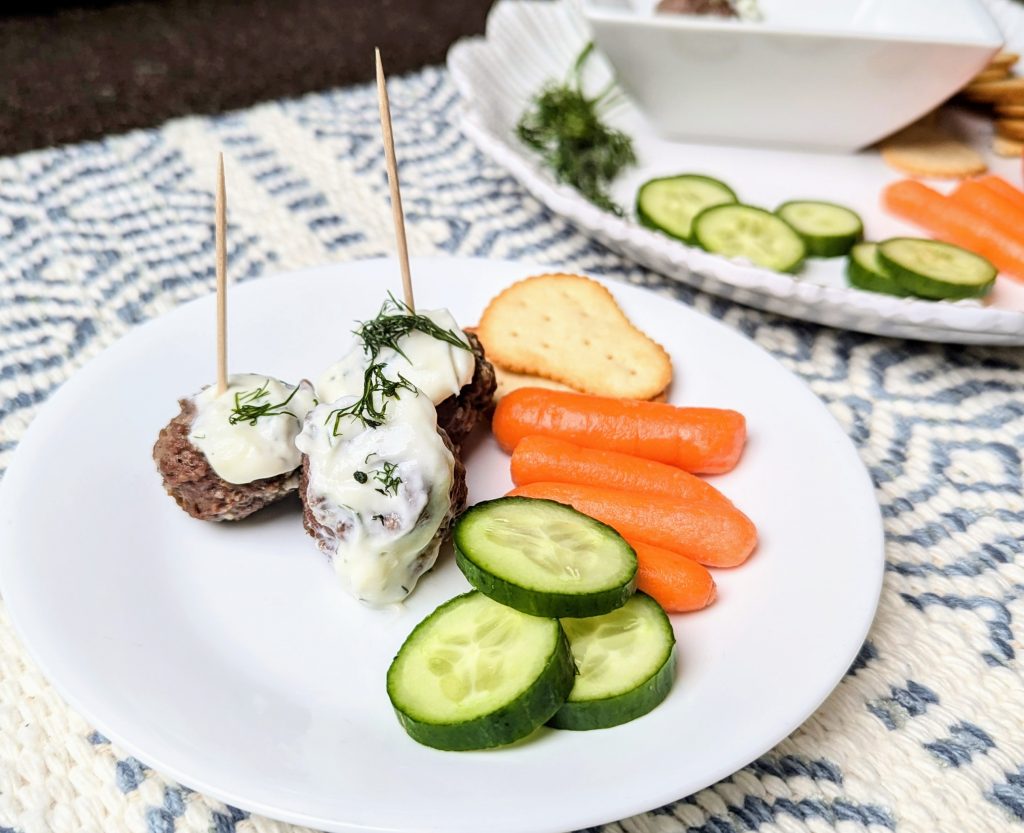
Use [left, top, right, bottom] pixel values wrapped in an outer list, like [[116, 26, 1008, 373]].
[[975, 175, 1024, 213], [507, 481, 757, 567], [628, 539, 717, 613], [950, 179, 1024, 245], [511, 434, 735, 508], [883, 179, 1024, 281], [493, 387, 746, 475]]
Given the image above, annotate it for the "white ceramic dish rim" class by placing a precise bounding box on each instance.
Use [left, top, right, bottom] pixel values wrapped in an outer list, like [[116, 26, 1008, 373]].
[[0, 257, 886, 833], [578, 0, 1004, 46], [456, 111, 1024, 341], [446, 0, 1024, 345]]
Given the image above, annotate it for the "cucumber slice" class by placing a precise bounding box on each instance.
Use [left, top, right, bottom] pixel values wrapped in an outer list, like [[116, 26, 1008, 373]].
[[387, 591, 575, 750], [550, 593, 676, 731], [453, 497, 637, 618], [637, 174, 738, 241], [692, 204, 806, 273], [846, 242, 908, 296], [878, 238, 997, 300], [776, 200, 864, 258]]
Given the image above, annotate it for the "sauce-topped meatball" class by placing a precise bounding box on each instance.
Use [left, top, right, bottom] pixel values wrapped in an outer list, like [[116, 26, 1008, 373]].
[[296, 387, 466, 605], [153, 374, 316, 521], [317, 298, 495, 445]]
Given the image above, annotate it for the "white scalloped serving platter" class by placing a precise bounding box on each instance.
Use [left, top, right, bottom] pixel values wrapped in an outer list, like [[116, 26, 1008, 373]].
[[447, 0, 1024, 344]]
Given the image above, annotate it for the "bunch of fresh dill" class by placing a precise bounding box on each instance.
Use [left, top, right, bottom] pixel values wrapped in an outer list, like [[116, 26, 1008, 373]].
[[516, 43, 636, 215]]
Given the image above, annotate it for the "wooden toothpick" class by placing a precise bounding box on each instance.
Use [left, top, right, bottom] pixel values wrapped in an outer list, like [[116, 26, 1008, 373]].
[[215, 152, 228, 395], [375, 48, 415, 311]]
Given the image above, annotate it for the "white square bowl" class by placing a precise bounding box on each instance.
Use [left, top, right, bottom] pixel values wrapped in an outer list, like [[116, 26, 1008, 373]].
[[580, 0, 1004, 151]]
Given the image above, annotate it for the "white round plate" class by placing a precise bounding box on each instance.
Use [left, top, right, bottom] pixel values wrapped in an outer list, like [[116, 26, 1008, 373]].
[[0, 258, 883, 833], [447, 0, 1024, 345]]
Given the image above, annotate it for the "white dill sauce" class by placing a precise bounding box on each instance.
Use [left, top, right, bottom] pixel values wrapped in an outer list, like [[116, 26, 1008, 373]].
[[295, 390, 455, 606], [189, 374, 316, 484], [317, 308, 474, 406]]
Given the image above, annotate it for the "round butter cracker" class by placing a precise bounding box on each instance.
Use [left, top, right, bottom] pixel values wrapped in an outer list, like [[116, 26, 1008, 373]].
[[880, 124, 987, 179], [988, 51, 1020, 70], [963, 77, 1024, 103], [973, 67, 1010, 84], [996, 119, 1024, 141], [993, 134, 1024, 157], [996, 104, 1024, 118], [477, 273, 672, 401]]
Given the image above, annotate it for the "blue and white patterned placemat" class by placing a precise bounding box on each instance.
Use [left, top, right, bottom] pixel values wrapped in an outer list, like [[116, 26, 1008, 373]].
[[1, 67, 1023, 833]]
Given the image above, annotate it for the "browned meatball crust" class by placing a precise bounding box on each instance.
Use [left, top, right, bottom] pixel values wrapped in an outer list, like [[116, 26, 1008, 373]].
[[153, 398, 299, 521], [436, 331, 496, 445], [299, 427, 468, 585]]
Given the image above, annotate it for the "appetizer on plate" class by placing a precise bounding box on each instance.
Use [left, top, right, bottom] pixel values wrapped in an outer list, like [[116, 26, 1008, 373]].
[[317, 296, 495, 445], [153, 374, 316, 521], [300, 297, 494, 604], [296, 378, 467, 606]]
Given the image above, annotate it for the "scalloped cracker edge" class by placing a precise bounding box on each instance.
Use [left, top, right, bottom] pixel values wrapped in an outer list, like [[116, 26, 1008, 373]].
[[973, 67, 1010, 84], [477, 274, 672, 400], [963, 77, 1024, 103], [993, 134, 1024, 157], [489, 364, 668, 402], [996, 119, 1024, 141], [989, 51, 1020, 70], [880, 123, 987, 179]]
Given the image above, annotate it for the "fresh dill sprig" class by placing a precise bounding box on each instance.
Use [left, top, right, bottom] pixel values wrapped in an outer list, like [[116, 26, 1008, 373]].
[[372, 461, 403, 496], [325, 363, 416, 435], [356, 293, 470, 360], [228, 380, 300, 426], [516, 43, 636, 216]]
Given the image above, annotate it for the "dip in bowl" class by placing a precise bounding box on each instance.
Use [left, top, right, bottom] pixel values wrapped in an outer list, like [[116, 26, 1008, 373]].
[[580, 0, 1003, 151]]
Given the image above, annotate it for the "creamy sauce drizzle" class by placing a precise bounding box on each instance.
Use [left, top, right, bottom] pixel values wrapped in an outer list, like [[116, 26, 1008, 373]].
[[317, 308, 474, 406], [189, 374, 316, 484], [295, 389, 455, 606]]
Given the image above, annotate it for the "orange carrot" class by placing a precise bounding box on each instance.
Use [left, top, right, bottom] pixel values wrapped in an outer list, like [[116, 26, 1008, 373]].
[[511, 434, 735, 508], [975, 175, 1024, 213], [950, 179, 1024, 245], [507, 481, 757, 567], [883, 179, 1024, 281], [628, 539, 716, 613], [493, 388, 746, 475]]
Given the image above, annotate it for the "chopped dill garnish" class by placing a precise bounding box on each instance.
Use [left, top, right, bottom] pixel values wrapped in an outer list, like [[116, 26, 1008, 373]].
[[229, 380, 301, 426], [353, 470, 368, 484], [324, 363, 416, 435], [324, 295, 470, 436], [372, 461, 403, 496], [356, 293, 470, 360]]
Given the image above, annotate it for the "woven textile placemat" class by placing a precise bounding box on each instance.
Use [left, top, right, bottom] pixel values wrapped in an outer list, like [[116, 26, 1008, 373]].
[[1, 68, 1023, 833]]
